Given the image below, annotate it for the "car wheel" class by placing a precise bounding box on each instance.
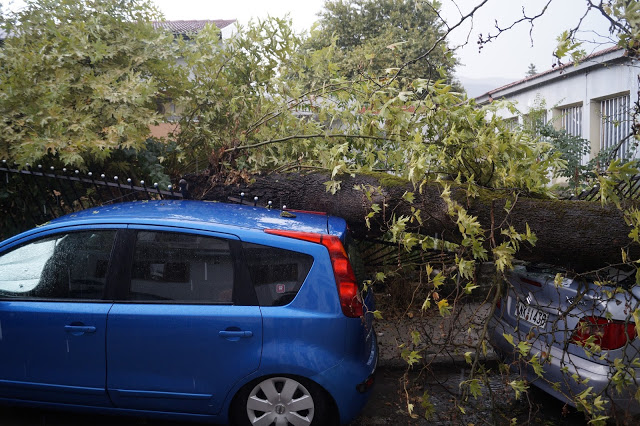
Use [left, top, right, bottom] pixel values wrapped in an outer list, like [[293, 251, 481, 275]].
[[231, 376, 328, 426]]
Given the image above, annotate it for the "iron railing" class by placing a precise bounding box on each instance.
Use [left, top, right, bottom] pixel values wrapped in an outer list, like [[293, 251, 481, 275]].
[[570, 173, 640, 202], [0, 160, 185, 240], [8, 159, 640, 273]]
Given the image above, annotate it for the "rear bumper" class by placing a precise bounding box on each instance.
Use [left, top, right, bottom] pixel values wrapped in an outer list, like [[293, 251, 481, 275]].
[[489, 316, 640, 416], [313, 330, 378, 424]]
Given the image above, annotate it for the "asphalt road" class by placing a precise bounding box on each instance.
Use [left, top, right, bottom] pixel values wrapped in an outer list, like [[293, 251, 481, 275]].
[[0, 366, 590, 426], [350, 365, 590, 426]]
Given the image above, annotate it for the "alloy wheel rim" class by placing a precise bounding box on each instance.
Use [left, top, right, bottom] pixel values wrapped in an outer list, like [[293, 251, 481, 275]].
[[246, 377, 315, 426]]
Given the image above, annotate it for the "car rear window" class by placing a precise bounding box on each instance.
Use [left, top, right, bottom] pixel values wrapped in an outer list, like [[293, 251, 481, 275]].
[[242, 242, 313, 306]]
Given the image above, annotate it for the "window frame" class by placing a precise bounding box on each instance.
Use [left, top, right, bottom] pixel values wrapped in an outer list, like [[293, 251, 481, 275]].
[[599, 93, 633, 160], [555, 103, 583, 137], [0, 226, 123, 302], [241, 240, 315, 307], [113, 226, 258, 306]]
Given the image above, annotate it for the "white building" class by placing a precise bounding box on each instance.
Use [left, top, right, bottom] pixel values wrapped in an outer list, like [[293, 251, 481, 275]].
[[475, 47, 639, 160], [152, 19, 237, 40]]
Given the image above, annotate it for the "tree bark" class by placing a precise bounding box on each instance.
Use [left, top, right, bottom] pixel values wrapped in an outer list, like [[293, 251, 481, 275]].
[[185, 172, 637, 272]]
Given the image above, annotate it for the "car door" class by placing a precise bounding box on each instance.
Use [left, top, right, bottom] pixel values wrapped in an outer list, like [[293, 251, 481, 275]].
[[106, 227, 262, 415], [0, 229, 118, 406]]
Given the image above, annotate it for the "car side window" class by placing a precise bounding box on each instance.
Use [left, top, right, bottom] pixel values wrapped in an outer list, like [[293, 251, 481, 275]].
[[129, 231, 234, 303], [242, 242, 313, 306], [0, 230, 116, 300]]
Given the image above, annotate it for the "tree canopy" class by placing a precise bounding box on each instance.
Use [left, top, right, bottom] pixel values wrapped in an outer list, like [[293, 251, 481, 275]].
[[1, 1, 640, 421], [303, 0, 458, 84], [0, 0, 179, 168], [1, 0, 638, 275], [525, 63, 537, 77]]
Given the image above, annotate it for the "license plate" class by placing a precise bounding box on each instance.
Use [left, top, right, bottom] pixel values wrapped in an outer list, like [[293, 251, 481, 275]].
[[515, 301, 548, 327]]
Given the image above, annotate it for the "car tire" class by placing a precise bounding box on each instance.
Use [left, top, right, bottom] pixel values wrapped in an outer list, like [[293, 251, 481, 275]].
[[230, 375, 329, 426]]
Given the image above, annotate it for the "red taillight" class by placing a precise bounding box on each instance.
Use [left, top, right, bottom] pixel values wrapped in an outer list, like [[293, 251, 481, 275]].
[[264, 229, 364, 318], [521, 277, 542, 287], [283, 208, 328, 216], [571, 316, 637, 350]]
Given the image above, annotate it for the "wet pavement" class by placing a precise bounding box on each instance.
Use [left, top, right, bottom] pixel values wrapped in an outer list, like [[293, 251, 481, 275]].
[[0, 365, 590, 426], [0, 303, 591, 425], [349, 365, 590, 425]]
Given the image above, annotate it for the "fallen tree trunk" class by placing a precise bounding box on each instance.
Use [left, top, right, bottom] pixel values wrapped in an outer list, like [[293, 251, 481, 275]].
[[185, 172, 637, 272]]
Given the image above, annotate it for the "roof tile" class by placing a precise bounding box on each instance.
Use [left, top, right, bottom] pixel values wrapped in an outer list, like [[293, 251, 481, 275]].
[[152, 19, 236, 34]]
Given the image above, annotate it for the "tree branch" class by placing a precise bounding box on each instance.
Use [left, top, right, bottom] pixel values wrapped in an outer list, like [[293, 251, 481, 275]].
[[477, 0, 553, 48], [387, 0, 491, 86], [587, 0, 631, 37], [223, 133, 394, 153]]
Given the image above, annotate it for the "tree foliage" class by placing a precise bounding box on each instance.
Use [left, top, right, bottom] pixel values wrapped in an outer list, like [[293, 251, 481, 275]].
[[0, 0, 176, 168], [525, 63, 537, 77], [304, 0, 458, 84], [1, 0, 640, 423], [169, 18, 320, 177]]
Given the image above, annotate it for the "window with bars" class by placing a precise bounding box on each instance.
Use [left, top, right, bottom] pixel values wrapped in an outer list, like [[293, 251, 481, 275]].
[[600, 94, 633, 160], [559, 105, 582, 137], [504, 117, 519, 131], [523, 111, 548, 138]]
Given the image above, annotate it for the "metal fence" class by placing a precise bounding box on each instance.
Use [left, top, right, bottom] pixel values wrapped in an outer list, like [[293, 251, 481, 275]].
[[0, 161, 184, 240], [570, 173, 640, 202], [6, 159, 640, 272], [1, 161, 461, 276]]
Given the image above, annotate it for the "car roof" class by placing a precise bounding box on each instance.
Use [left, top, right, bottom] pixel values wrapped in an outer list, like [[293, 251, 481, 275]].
[[43, 200, 346, 237]]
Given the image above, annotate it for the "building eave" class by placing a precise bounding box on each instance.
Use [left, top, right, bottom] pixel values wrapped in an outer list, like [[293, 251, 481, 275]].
[[475, 47, 630, 105]]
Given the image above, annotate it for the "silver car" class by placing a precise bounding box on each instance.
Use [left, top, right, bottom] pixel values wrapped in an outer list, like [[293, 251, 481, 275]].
[[488, 263, 640, 421]]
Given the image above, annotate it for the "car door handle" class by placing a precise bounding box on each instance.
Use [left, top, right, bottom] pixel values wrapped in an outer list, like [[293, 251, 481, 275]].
[[218, 330, 253, 338], [64, 325, 97, 333]]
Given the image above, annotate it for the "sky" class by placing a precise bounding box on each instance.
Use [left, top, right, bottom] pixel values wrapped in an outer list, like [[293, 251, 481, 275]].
[[150, 0, 615, 82], [5, 0, 616, 82]]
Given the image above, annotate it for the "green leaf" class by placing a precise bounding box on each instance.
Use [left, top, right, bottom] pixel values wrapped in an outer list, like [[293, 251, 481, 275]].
[[401, 349, 423, 366], [503, 333, 515, 347], [402, 191, 415, 203], [421, 391, 436, 419], [464, 351, 473, 365], [437, 299, 452, 317], [509, 379, 528, 399], [517, 341, 531, 356], [411, 330, 421, 345], [467, 379, 483, 398]]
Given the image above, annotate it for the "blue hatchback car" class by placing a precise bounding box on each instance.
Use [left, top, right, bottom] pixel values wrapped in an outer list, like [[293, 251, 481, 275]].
[[0, 200, 377, 425]]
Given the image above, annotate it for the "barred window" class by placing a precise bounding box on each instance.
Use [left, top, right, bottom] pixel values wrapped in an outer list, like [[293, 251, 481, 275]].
[[504, 117, 519, 131], [560, 105, 582, 137], [523, 111, 548, 138], [600, 94, 633, 160]]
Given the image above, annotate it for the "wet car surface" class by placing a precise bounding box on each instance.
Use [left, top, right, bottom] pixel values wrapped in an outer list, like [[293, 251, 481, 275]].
[[0, 200, 377, 425]]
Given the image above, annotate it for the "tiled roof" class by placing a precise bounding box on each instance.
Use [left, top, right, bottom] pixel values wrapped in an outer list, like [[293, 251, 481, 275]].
[[152, 19, 236, 34], [480, 46, 626, 98]]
